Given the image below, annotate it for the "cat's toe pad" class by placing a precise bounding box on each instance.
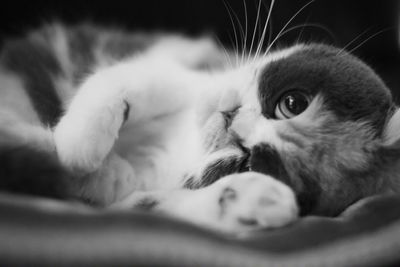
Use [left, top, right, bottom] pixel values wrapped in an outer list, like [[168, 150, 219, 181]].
[[217, 172, 298, 231]]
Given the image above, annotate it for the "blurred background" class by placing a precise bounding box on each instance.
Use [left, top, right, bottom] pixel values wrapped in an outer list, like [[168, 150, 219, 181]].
[[0, 0, 399, 98]]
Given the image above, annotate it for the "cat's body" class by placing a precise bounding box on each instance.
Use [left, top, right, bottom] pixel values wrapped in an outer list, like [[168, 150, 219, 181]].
[[1, 23, 400, 232]]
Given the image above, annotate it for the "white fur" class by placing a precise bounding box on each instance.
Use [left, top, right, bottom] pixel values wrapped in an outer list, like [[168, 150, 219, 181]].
[[118, 172, 298, 233], [52, 36, 301, 230], [384, 108, 400, 146]]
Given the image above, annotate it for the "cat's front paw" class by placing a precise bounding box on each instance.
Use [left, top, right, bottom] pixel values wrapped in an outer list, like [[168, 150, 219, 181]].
[[214, 172, 298, 232], [54, 91, 128, 173]]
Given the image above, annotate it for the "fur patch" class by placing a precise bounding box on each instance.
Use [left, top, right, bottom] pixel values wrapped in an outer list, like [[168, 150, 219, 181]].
[[249, 143, 290, 185], [187, 156, 248, 189], [259, 44, 392, 134], [101, 31, 157, 60], [67, 25, 98, 84], [1, 38, 63, 126]]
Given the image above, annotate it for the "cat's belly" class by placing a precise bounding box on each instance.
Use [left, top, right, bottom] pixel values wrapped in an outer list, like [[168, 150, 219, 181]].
[[114, 109, 203, 191]]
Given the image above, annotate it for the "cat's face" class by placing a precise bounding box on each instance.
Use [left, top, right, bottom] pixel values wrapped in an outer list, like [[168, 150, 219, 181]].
[[189, 43, 394, 216]]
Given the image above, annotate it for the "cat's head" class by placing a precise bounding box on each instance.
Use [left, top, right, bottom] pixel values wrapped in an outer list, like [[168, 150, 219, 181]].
[[190, 43, 400, 216]]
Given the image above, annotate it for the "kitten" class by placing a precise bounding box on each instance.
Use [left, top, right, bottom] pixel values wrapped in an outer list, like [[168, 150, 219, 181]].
[[0, 23, 399, 233]]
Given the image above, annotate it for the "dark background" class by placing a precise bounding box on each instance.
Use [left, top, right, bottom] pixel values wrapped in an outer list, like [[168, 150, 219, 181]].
[[1, 0, 399, 98]]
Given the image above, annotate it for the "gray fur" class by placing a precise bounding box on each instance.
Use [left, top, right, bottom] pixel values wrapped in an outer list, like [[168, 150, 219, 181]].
[[0, 24, 399, 219]]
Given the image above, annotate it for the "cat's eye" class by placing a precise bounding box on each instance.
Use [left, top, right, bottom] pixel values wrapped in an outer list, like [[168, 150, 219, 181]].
[[274, 90, 311, 119]]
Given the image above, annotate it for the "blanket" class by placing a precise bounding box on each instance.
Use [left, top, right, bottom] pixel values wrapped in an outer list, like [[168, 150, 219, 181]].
[[0, 193, 399, 267]]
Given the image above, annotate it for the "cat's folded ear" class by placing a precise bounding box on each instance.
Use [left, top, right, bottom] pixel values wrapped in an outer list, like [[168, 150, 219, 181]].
[[383, 107, 400, 147]]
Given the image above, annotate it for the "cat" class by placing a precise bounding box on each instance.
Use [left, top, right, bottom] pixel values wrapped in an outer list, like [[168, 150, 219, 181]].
[[0, 22, 400, 233]]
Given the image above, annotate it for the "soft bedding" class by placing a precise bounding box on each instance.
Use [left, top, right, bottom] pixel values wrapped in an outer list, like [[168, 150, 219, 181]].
[[1, 193, 399, 267]]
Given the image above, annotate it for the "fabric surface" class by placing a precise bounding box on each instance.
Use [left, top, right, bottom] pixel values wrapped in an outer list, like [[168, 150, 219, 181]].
[[0, 193, 400, 267]]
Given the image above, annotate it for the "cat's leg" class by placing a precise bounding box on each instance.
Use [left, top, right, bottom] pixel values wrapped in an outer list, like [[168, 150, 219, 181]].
[[53, 37, 224, 202], [54, 58, 202, 171], [53, 32, 224, 173], [53, 56, 212, 203], [117, 172, 298, 233]]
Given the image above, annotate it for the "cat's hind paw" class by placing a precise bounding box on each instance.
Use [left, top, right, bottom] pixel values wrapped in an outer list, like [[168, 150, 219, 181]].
[[79, 153, 137, 205], [168, 172, 298, 233], [215, 172, 298, 232]]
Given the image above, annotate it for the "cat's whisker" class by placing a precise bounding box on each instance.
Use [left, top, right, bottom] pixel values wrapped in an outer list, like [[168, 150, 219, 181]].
[[278, 23, 337, 46], [347, 28, 392, 55], [226, 34, 239, 66], [295, 14, 311, 45], [266, 13, 274, 55], [253, 0, 275, 65], [224, 0, 247, 67], [213, 34, 233, 68], [293, 20, 338, 47], [255, 1, 269, 57], [230, 5, 246, 67], [337, 28, 371, 55], [263, 0, 315, 58], [247, 0, 263, 64], [252, 0, 276, 51], [241, 0, 249, 67], [222, 0, 241, 66]]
